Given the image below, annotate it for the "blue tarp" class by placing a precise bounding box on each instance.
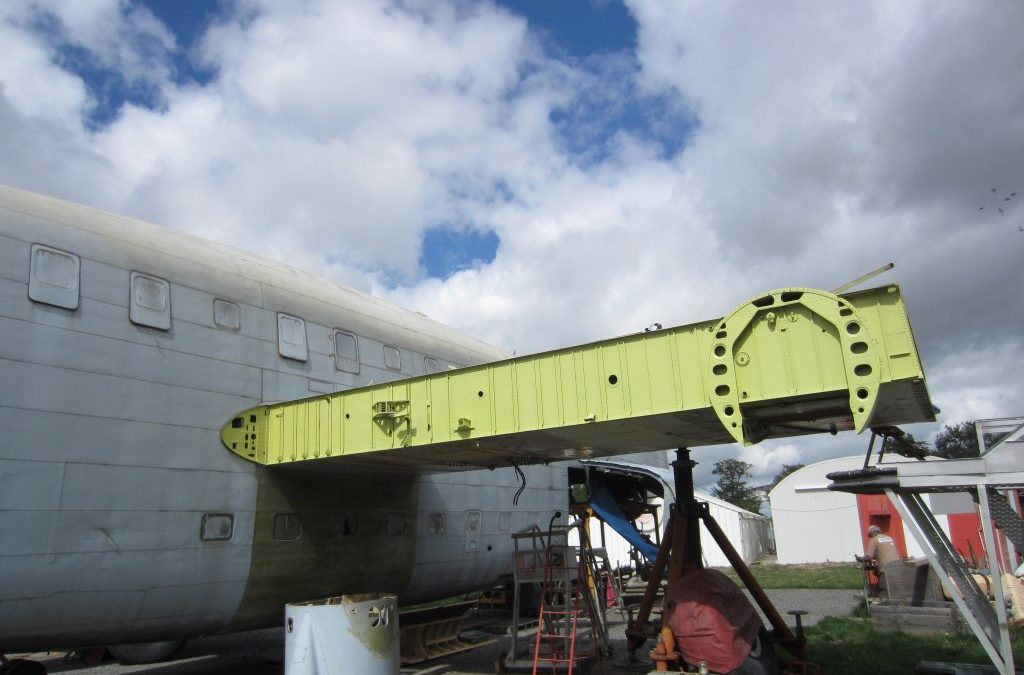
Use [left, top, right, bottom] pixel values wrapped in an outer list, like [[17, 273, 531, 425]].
[[588, 478, 659, 562]]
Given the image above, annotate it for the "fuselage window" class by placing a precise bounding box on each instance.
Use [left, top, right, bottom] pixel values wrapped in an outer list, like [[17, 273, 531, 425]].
[[28, 244, 80, 310], [383, 345, 401, 371], [428, 512, 445, 535], [385, 512, 406, 536], [277, 313, 308, 361], [424, 356, 441, 374], [273, 513, 303, 541], [334, 330, 360, 373], [213, 298, 241, 331], [465, 510, 482, 552], [200, 513, 234, 541], [129, 271, 171, 330]]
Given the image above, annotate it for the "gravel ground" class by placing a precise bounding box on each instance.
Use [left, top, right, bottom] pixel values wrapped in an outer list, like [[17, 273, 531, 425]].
[[11, 589, 864, 675]]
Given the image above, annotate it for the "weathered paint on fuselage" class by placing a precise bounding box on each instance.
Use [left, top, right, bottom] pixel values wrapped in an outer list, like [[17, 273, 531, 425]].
[[0, 186, 567, 651]]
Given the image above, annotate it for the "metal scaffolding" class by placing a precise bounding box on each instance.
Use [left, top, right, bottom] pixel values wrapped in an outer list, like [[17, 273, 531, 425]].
[[829, 418, 1024, 675]]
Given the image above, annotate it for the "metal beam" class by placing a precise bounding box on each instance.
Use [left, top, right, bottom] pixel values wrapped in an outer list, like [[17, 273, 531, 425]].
[[222, 285, 933, 471]]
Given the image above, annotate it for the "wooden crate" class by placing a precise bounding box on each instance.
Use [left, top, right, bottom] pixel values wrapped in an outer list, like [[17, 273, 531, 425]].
[[871, 600, 964, 636]]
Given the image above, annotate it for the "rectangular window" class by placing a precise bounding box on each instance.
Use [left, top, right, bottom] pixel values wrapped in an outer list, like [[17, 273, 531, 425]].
[[334, 330, 360, 373], [428, 512, 445, 535], [424, 356, 441, 374], [201, 513, 234, 541], [277, 313, 308, 361], [213, 298, 241, 331], [29, 244, 80, 310], [130, 272, 171, 330], [383, 345, 401, 371], [465, 510, 482, 552]]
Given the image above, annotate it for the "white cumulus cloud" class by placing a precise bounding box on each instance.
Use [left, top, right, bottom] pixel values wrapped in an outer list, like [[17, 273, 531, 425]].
[[0, 0, 1021, 479]]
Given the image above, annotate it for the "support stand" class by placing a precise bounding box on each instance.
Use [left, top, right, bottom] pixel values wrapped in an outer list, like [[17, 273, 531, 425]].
[[624, 448, 807, 666]]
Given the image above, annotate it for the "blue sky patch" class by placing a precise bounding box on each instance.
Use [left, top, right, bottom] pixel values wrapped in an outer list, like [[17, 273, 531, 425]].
[[140, 0, 221, 85], [499, 0, 696, 164], [420, 227, 500, 280], [548, 55, 697, 164], [25, 1, 221, 129], [498, 0, 637, 58], [52, 42, 165, 130]]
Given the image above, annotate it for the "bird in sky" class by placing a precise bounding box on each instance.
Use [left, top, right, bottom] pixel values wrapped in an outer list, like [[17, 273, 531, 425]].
[[978, 188, 1018, 213]]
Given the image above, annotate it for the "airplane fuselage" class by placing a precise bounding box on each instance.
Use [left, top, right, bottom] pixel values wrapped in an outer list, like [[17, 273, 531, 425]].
[[0, 186, 565, 651]]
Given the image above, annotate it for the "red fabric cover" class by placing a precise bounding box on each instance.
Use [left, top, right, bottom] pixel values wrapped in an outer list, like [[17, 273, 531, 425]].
[[666, 568, 762, 674]]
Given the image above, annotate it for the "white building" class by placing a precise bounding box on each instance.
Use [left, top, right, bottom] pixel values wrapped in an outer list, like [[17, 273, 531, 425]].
[[576, 461, 772, 569], [769, 455, 981, 564]]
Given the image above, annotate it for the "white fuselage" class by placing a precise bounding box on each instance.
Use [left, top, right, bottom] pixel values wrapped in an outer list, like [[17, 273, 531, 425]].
[[0, 186, 566, 651]]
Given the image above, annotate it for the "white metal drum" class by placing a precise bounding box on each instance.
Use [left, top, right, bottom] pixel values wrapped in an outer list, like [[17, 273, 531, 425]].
[[285, 594, 400, 675]]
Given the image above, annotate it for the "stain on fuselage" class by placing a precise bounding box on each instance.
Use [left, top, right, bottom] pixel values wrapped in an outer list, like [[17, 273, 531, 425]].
[[227, 467, 418, 631]]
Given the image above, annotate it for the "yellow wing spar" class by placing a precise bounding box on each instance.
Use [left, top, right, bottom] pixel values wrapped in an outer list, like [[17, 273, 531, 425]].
[[222, 285, 933, 471]]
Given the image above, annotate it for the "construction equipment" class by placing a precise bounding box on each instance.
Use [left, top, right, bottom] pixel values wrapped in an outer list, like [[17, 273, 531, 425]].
[[624, 449, 810, 669], [500, 523, 610, 673]]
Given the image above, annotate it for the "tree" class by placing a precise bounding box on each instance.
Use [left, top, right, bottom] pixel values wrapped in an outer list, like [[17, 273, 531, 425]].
[[933, 421, 980, 459], [768, 463, 805, 493], [711, 459, 762, 514]]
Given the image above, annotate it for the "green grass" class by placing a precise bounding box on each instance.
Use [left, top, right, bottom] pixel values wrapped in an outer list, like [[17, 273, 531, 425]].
[[714, 562, 864, 589], [708, 564, 1024, 672], [792, 616, 1024, 674]]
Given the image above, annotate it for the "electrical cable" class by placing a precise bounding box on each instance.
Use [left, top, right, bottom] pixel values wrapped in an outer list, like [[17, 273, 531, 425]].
[[512, 461, 527, 505]]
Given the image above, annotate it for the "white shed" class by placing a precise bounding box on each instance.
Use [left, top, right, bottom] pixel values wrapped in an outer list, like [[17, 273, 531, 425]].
[[768, 456, 976, 564], [577, 461, 772, 569]]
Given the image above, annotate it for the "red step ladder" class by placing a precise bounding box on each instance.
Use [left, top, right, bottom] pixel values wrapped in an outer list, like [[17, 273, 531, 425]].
[[531, 526, 602, 674]]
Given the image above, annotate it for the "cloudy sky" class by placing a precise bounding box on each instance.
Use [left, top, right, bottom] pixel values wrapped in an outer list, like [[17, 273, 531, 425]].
[[2, 0, 1022, 487]]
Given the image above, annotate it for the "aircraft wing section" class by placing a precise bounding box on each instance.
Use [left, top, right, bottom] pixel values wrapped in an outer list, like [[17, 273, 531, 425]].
[[221, 285, 934, 471]]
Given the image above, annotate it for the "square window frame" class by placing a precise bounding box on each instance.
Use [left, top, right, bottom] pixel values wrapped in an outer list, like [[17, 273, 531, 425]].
[[28, 244, 81, 310], [383, 344, 402, 372], [129, 271, 171, 330], [333, 329, 360, 373], [277, 312, 308, 362]]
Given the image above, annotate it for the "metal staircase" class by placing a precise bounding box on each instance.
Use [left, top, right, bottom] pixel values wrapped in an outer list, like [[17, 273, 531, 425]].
[[986, 488, 1024, 551]]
